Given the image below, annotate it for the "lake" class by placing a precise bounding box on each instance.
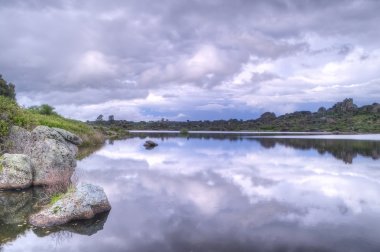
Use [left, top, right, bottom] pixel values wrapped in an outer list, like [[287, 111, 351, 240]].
[[1, 132, 380, 252]]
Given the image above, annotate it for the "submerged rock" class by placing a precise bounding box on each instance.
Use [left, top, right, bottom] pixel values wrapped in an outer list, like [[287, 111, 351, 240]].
[[29, 183, 111, 227], [143, 140, 158, 149], [0, 154, 33, 189]]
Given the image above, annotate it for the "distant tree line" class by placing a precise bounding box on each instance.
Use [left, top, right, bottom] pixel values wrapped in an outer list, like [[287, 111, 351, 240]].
[[96, 114, 115, 122], [89, 99, 380, 133]]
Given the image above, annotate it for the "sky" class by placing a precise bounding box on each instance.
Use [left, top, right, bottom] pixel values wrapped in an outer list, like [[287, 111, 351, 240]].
[[0, 0, 379, 121]]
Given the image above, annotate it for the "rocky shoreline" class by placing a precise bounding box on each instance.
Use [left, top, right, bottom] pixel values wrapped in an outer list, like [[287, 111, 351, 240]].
[[0, 125, 111, 227]]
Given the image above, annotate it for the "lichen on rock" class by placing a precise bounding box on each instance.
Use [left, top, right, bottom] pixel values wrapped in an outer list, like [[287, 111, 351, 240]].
[[0, 153, 33, 190]]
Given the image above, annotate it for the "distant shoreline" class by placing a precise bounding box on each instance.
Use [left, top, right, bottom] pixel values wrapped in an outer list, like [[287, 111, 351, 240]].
[[89, 98, 379, 134], [127, 130, 380, 140], [129, 130, 336, 135]]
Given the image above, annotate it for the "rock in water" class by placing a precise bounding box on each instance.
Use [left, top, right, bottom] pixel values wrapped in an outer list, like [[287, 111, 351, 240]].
[[143, 140, 158, 149], [0, 154, 33, 189], [28, 126, 82, 186], [29, 183, 111, 227]]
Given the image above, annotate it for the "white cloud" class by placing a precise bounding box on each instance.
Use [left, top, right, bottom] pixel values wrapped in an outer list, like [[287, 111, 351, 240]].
[[1, 0, 380, 120]]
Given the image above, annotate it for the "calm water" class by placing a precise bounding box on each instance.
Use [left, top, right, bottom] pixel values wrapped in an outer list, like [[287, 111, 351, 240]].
[[1, 133, 380, 252]]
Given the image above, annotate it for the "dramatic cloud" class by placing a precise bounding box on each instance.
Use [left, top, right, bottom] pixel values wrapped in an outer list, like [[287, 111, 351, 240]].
[[1, 0, 379, 120]]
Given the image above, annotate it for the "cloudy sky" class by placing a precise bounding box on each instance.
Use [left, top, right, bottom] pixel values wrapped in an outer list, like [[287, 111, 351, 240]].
[[1, 0, 379, 121]]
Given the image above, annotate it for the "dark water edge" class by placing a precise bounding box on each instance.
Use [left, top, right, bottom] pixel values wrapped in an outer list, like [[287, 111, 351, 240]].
[[1, 133, 380, 252], [127, 131, 380, 164]]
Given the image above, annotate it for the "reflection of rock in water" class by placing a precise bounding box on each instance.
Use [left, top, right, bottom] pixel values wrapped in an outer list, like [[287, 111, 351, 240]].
[[33, 211, 109, 237], [256, 138, 380, 164], [0, 190, 33, 245], [0, 190, 33, 224], [0, 188, 109, 245]]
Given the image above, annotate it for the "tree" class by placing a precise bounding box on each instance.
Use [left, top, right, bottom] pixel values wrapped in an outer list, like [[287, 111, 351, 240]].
[[96, 115, 103, 121], [28, 104, 57, 115], [108, 115, 114, 122], [39, 104, 55, 115], [0, 74, 16, 100]]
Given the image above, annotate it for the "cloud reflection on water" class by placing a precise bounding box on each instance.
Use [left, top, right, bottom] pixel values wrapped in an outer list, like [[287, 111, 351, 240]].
[[3, 136, 380, 252]]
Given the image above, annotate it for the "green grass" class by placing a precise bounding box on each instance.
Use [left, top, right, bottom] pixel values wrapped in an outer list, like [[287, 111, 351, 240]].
[[0, 96, 105, 147], [50, 185, 76, 206], [50, 193, 64, 205]]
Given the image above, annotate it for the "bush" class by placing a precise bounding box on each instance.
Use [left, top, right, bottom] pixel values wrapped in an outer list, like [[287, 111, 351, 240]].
[[0, 75, 16, 100], [28, 104, 57, 115], [0, 96, 24, 137]]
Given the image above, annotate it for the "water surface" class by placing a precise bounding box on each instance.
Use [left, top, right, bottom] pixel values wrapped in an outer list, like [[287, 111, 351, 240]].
[[1, 133, 380, 252]]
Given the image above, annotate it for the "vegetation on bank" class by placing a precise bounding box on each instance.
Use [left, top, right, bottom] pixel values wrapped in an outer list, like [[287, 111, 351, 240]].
[[0, 95, 105, 149], [0, 74, 16, 100], [1, 74, 105, 147], [90, 98, 380, 133]]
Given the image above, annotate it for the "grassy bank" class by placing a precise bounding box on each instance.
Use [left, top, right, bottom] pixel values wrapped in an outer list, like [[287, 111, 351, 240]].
[[0, 96, 105, 147]]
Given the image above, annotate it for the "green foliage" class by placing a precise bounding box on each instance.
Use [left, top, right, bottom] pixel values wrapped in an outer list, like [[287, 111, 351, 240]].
[[0, 96, 105, 147], [50, 185, 75, 208], [0, 75, 104, 155], [0, 75, 16, 100], [0, 120, 9, 138], [50, 193, 63, 205], [28, 104, 57, 115], [0, 96, 25, 137]]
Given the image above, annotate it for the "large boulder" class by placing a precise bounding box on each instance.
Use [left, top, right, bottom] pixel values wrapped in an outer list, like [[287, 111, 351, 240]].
[[28, 126, 82, 186], [29, 183, 111, 227], [0, 154, 33, 189], [6, 125, 82, 186], [7, 126, 31, 154]]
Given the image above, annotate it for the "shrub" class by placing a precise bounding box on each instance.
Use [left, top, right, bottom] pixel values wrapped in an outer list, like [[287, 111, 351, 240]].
[[0, 75, 16, 100], [28, 104, 57, 115]]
